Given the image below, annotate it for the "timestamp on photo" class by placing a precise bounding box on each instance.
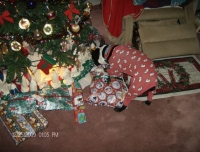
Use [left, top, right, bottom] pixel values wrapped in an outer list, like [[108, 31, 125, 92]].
[[38, 132, 59, 138]]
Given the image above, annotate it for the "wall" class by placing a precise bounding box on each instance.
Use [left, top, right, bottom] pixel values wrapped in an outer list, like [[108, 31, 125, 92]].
[[89, 0, 101, 6]]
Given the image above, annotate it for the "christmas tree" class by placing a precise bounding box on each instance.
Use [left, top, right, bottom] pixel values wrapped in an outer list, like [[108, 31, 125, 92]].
[[0, 0, 99, 86]]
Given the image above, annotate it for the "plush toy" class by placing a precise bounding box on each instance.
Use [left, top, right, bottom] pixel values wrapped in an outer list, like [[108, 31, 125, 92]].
[[91, 43, 158, 112]]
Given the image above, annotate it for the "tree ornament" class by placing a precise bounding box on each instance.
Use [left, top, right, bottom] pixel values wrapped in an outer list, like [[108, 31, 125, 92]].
[[75, 15, 81, 24], [0, 10, 14, 26], [19, 18, 30, 30], [82, 8, 90, 21], [46, 10, 56, 20], [64, 3, 80, 21], [60, 41, 69, 52], [84, 8, 90, 16], [10, 41, 21, 51], [43, 23, 53, 35], [2, 43, 9, 54], [21, 41, 35, 56], [34, 29, 43, 40], [37, 54, 57, 75], [71, 24, 80, 33], [87, 2, 93, 11], [27, 0, 37, 9]]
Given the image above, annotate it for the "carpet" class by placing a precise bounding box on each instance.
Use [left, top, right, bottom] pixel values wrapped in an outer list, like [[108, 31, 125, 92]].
[[136, 55, 200, 100]]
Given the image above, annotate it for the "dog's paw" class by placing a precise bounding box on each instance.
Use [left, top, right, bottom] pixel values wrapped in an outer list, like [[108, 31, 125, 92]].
[[145, 100, 151, 106], [114, 105, 127, 112]]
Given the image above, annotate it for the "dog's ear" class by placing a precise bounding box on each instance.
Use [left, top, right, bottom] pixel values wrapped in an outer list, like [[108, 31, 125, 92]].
[[100, 38, 105, 47], [91, 48, 100, 66]]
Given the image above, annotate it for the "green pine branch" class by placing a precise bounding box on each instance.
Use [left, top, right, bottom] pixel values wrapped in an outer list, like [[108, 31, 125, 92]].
[[0, 0, 97, 83]]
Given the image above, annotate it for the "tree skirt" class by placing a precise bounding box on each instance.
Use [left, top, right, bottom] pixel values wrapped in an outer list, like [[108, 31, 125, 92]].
[[136, 55, 200, 101]]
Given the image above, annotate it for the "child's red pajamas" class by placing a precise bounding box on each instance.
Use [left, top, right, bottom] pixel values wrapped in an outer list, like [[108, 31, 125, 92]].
[[105, 45, 158, 106]]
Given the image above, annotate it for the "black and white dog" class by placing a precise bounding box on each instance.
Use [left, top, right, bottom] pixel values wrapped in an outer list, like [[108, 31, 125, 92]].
[[91, 41, 157, 112]]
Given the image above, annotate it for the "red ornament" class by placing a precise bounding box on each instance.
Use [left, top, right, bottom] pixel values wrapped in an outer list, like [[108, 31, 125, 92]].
[[46, 10, 56, 20]]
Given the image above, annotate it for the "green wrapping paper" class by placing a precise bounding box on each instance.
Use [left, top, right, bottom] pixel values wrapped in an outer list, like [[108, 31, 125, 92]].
[[2, 92, 37, 115], [0, 102, 48, 145], [0, 87, 73, 114], [37, 87, 73, 111]]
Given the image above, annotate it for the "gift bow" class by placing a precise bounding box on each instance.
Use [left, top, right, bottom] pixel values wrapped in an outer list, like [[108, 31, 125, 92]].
[[0, 10, 14, 25], [64, 3, 80, 21]]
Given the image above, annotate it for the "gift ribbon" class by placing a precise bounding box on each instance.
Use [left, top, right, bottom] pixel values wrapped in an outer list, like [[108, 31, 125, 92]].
[[0, 10, 14, 25], [64, 3, 80, 21]]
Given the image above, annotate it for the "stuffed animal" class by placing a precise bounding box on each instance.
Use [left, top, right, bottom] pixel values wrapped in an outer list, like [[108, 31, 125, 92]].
[[91, 43, 158, 112]]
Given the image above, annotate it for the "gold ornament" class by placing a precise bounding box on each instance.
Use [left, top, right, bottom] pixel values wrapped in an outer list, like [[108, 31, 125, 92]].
[[2, 43, 9, 54], [43, 23, 53, 35], [71, 24, 80, 33], [87, 2, 93, 11], [19, 18, 31, 30], [34, 30, 43, 40], [11, 41, 21, 51]]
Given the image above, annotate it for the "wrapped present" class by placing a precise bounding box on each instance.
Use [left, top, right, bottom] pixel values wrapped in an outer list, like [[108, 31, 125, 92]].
[[0, 87, 73, 114], [72, 81, 86, 124], [72, 81, 84, 107], [74, 106, 86, 124], [0, 102, 48, 145], [37, 87, 73, 111], [1, 92, 37, 115], [86, 69, 128, 108]]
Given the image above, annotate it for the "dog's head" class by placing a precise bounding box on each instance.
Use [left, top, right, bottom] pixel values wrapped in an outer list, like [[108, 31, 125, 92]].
[[91, 45, 109, 66]]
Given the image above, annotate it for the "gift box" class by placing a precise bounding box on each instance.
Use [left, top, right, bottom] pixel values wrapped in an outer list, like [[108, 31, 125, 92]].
[[0, 102, 48, 145], [74, 106, 86, 124], [72, 81, 86, 124], [0, 87, 74, 114], [86, 69, 128, 108], [72, 81, 84, 107], [1, 92, 37, 115], [37, 87, 73, 111]]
